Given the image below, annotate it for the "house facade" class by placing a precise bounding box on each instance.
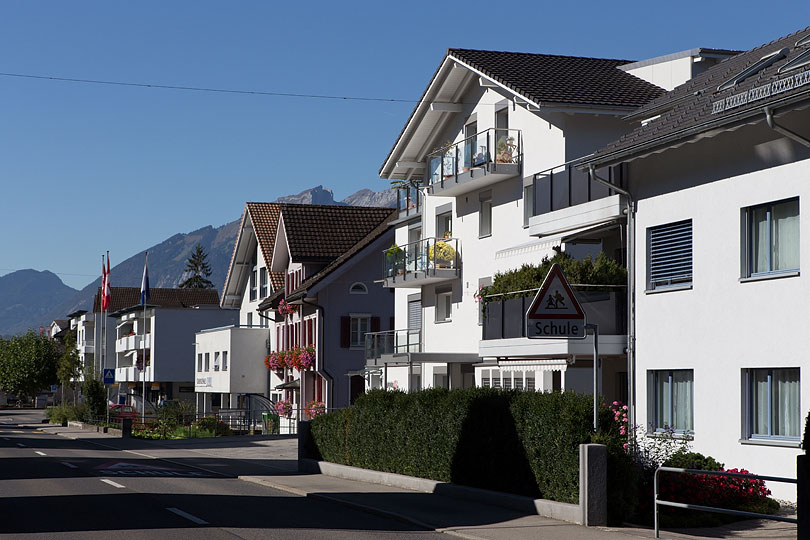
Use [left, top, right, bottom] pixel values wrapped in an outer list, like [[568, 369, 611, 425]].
[[371, 48, 683, 398], [581, 27, 810, 499], [108, 287, 237, 405], [258, 204, 395, 412]]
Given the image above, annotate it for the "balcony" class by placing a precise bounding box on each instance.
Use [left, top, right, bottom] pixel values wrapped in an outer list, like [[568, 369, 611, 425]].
[[115, 333, 152, 353], [479, 286, 627, 359], [80, 339, 95, 354], [364, 329, 421, 366], [395, 184, 423, 221], [528, 162, 625, 238], [427, 128, 521, 196], [382, 237, 460, 288]]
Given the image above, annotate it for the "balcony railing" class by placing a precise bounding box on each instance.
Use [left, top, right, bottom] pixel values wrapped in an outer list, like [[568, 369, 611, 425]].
[[382, 237, 460, 286], [364, 328, 421, 362], [531, 162, 624, 217], [482, 285, 627, 340], [427, 128, 521, 186], [396, 184, 423, 220]]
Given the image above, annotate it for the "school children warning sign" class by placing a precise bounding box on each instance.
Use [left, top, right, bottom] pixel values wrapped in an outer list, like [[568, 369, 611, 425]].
[[526, 264, 586, 339]]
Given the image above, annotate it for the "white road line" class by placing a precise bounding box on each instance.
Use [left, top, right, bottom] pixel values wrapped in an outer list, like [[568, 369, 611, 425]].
[[34, 451, 46, 456], [166, 507, 208, 525], [100, 479, 126, 489], [16, 443, 25, 447], [61, 462, 78, 469]]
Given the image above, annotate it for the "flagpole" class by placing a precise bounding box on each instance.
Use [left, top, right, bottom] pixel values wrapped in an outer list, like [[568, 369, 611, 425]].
[[141, 252, 149, 424]]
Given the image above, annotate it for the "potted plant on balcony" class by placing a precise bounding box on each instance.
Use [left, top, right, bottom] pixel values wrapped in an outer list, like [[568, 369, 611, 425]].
[[428, 240, 456, 269], [496, 136, 516, 164], [386, 243, 404, 276]]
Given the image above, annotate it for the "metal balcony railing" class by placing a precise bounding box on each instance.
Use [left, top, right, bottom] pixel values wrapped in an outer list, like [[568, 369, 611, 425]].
[[482, 285, 627, 340], [531, 161, 625, 217], [382, 237, 460, 281], [364, 328, 422, 361], [427, 128, 521, 186], [396, 185, 423, 219]]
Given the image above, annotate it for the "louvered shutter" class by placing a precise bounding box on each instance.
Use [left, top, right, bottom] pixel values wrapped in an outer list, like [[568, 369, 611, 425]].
[[370, 317, 380, 333], [340, 316, 350, 348], [407, 299, 422, 330], [648, 220, 693, 289]]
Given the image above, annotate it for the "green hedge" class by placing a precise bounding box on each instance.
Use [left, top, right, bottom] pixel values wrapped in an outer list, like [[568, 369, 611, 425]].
[[311, 388, 627, 506]]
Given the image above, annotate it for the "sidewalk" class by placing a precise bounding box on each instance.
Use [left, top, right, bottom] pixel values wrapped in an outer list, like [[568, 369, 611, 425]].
[[36, 422, 797, 540]]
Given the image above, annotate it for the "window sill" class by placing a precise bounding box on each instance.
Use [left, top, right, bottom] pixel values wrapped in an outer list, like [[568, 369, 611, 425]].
[[478, 233, 492, 239], [739, 438, 801, 448], [435, 319, 452, 324], [739, 271, 799, 283], [644, 284, 692, 295], [646, 431, 694, 441]]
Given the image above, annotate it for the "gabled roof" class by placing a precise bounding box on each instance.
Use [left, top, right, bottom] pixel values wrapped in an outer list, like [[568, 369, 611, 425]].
[[380, 48, 665, 180], [582, 27, 810, 168], [277, 204, 395, 262], [450, 48, 664, 109], [220, 202, 284, 308], [259, 209, 397, 310], [95, 287, 220, 314]]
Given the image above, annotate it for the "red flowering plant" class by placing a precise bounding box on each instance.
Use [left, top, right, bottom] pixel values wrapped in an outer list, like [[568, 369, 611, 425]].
[[277, 299, 297, 318], [264, 351, 287, 372], [276, 399, 293, 418], [264, 346, 315, 372], [303, 400, 325, 420]]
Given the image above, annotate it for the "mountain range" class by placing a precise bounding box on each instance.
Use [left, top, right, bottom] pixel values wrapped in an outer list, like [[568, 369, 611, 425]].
[[0, 185, 396, 337]]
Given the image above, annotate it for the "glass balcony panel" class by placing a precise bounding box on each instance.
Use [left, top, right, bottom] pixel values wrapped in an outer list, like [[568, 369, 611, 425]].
[[364, 328, 422, 362], [382, 237, 460, 287], [426, 129, 521, 187]]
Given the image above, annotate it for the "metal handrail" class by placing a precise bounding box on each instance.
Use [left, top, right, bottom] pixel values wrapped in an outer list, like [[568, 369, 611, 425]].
[[482, 284, 626, 299], [654, 466, 797, 538]]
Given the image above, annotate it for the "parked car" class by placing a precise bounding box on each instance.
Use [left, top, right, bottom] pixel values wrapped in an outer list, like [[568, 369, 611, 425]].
[[109, 404, 139, 419]]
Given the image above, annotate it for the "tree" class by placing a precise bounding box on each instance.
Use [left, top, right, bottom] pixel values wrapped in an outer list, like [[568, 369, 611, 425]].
[[56, 330, 82, 405], [179, 243, 214, 289], [0, 331, 59, 402]]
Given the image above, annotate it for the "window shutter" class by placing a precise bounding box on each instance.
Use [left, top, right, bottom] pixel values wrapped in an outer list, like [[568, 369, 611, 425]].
[[390, 317, 395, 331], [408, 299, 422, 330], [340, 316, 350, 348], [370, 317, 380, 333], [648, 219, 693, 289]]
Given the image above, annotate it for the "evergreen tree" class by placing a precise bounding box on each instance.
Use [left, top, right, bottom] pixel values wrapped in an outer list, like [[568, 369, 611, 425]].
[[179, 244, 214, 289]]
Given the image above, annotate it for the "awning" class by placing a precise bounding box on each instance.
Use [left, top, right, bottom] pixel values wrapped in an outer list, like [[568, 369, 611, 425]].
[[497, 359, 569, 372], [275, 379, 300, 390], [560, 219, 623, 243]]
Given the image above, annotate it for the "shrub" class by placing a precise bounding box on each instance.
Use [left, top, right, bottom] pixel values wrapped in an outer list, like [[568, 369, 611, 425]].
[[46, 403, 89, 424], [310, 388, 626, 509], [194, 415, 232, 436], [802, 408, 810, 453]]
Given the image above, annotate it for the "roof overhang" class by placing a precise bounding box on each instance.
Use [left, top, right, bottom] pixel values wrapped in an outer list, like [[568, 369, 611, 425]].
[[220, 207, 256, 309], [270, 214, 291, 273], [581, 89, 810, 170]]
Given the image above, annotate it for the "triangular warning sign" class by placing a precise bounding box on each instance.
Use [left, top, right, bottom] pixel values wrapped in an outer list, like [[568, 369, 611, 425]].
[[527, 264, 585, 320]]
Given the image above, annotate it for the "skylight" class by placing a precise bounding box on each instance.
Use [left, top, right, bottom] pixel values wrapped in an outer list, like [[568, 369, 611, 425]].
[[796, 34, 810, 47], [717, 48, 789, 91], [778, 48, 810, 74]]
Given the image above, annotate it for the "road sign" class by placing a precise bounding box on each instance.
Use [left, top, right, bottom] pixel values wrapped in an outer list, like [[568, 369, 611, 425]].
[[526, 264, 586, 339], [102, 369, 115, 385], [50, 385, 58, 392]]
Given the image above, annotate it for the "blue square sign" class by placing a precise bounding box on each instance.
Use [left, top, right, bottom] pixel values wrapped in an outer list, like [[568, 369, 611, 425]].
[[103, 369, 115, 385]]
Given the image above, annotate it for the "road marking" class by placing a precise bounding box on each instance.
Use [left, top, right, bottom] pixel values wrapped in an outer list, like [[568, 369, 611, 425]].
[[100, 479, 126, 489], [2, 437, 9, 441], [61, 462, 78, 469], [166, 507, 208, 525], [16, 443, 26, 447], [34, 451, 46, 456]]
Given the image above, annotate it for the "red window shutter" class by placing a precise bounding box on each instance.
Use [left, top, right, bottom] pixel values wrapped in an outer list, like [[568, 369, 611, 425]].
[[315, 374, 322, 402], [297, 322, 302, 347], [276, 327, 280, 351], [371, 317, 380, 333], [340, 316, 350, 348]]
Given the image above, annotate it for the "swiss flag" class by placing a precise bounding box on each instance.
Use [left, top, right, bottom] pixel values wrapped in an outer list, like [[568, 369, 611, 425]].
[[102, 254, 111, 311]]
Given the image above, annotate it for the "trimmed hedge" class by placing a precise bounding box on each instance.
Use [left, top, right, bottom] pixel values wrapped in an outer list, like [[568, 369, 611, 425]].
[[311, 388, 626, 506]]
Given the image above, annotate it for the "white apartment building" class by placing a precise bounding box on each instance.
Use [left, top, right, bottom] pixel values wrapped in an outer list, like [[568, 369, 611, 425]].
[[109, 287, 237, 405], [581, 27, 810, 499], [195, 202, 283, 413], [371, 48, 709, 397]]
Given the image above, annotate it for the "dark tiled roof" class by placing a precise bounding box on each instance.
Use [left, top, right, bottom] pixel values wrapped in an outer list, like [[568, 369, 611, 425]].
[[53, 319, 69, 329], [269, 272, 285, 291], [94, 287, 220, 313], [449, 48, 665, 109], [246, 203, 282, 268], [584, 27, 810, 167], [280, 204, 394, 261], [259, 209, 397, 311]]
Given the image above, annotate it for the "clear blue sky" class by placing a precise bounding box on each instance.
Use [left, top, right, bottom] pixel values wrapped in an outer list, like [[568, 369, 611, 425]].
[[0, 1, 806, 289]]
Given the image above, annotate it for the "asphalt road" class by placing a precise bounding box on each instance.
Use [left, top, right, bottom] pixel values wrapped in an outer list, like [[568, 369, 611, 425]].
[[0, 410, 445, 540]]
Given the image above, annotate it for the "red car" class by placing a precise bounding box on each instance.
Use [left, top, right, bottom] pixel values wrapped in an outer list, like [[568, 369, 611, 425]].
[[109, 404, 139, 419]]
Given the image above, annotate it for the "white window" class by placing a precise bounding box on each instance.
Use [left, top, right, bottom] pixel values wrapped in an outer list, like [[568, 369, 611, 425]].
[[260, 268, 268, 298], [479, 192, 492, 238], [745, 198, 799, 277], [349, 282, 368, 295], [523, 183, 534, 227], [649, 370, 693, 433], [647, 220, 692, 290], [350, 315, 370, 348], [197, 353, 202, 372], [247, 312, 253, 327], [437, 211, 452, 239], [204, 352, 210, 372], [249, 255, 258, 301], [745, 368, 800, 440], [214, 352, 220, 372], [222, 351, 228, 371], [436, 289, 452, 322]]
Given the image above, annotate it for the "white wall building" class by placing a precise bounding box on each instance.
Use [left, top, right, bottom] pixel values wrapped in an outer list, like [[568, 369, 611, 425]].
[[372, 48, 680, 398], [581, 27, 810, 499]]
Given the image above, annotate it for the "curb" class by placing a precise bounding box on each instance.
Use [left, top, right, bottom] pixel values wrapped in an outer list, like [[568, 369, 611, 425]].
[[238, 475, 487, 540]]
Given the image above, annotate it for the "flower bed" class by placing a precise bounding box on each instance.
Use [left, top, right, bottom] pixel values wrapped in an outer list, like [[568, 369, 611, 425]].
[[264, 345, 315, 371]]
